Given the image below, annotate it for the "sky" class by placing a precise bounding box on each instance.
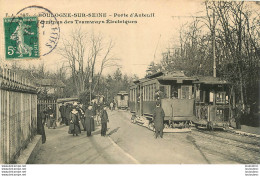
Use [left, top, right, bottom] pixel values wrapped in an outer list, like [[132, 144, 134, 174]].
[[0, 0, 258, 78]]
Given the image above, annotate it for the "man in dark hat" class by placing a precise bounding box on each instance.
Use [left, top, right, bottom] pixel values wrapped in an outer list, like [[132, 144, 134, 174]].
[[65, 104, 72, 126], [85, 105, 94, 136], [153, 102, 165, 139], [100, 105, 109, 136], [235, 100, 243, 129], [59, 103, 66, 125]]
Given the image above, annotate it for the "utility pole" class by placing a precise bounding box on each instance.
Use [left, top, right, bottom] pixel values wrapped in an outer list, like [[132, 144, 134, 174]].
[[172, 11, 217, 77], [212, 8, 216, 77]]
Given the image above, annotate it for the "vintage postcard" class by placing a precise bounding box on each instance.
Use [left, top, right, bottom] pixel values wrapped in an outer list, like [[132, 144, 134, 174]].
[[0, 0, 259, 175]]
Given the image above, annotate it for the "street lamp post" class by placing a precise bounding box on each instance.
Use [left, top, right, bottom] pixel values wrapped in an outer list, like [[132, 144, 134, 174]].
[[89, 78, 92, 104]]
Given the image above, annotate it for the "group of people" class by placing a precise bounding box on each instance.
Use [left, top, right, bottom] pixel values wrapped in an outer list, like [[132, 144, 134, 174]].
[[59, 102, 109, 137], [41, 105, 57, 129]]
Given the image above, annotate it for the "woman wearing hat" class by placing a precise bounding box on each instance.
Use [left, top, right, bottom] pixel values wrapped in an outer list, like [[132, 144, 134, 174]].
[[46, 105, 56, 129], [68, 103, 81, 136]]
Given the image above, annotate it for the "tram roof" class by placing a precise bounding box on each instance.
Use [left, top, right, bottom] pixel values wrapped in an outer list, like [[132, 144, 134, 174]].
[[117, 91, 128, 95], [157, 75, 197, 81], [133, 77, 149, 84], [194, 76, 230, 85], [156, 71, 197, 82]]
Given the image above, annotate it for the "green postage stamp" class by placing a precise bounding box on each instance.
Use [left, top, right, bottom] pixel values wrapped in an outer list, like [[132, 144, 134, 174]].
[[4, 16, 39, 59]]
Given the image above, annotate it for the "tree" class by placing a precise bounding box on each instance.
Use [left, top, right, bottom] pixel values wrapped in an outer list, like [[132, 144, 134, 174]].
[[159, 1, 259, 114], [57, 28, 118, 97]]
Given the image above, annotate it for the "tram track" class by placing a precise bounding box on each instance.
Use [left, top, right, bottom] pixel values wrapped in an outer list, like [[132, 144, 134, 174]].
[[194, 128, 260, 149], [197, 128, 259, 145], [193, 129, 260, 153], [190, 129, 260, 163]]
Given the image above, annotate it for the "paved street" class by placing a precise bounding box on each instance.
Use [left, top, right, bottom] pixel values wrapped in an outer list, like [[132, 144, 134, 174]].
[[33, 110, 260, 164]]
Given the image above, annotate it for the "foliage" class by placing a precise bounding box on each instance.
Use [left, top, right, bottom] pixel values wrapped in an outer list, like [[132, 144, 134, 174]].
[[156, 1, 259, 114]]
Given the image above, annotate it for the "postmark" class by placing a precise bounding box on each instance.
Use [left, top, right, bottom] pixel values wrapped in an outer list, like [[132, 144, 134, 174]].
[[4, 16, 39, 59], [15, 6, 60, 57]]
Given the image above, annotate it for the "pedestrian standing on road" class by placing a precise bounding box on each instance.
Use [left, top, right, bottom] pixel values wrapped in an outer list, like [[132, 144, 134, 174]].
[[65, 104, 72, 126], [93, 102, 98, 126], [59, 103, 66, 125], [110, 102, 114, 111], [68, 104, 81, 136], [47, 105, 56, 129], [39, 109, 46, 144], [100, 105, 109, 136], [235, 101, 243, 129], [153, 102, 165, 139], [78, 104, 85, 131], [96, 104, 101, 126], [85, 105, 94, 137], [90, 104, 95, 132]]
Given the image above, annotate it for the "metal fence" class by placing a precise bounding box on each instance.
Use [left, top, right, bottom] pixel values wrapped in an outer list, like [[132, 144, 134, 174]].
[[0, 66, 37, 164]]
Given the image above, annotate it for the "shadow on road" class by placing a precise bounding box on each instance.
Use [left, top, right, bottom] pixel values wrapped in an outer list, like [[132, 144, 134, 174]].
[[92, 129, 102, 136], [108, 127, 120, 136], [186, 135, 211, 164]]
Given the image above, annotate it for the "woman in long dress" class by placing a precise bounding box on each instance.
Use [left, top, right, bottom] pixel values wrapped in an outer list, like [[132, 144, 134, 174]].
[[69, 106, 81, 136]]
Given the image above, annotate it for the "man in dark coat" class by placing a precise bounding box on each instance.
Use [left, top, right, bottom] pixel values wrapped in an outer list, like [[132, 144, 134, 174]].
[[153, 102, 165, 139], [235, 101, 243, 129], [46, 105, 56, 129], [59, 103, 66, 125], [100, 105, 109, 136], [65, 104, 72, 126], [38, 108, 46, 144], [85, 105, 94, 136]]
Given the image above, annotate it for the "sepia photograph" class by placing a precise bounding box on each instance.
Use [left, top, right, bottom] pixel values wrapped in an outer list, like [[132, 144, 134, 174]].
[[0, 0, 259, 175]]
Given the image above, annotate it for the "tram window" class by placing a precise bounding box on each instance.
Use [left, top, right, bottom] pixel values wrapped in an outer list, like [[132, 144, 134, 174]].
[[148, 85, 151, 101], [143, 87, 145, 101], [145, 86, 147, 101], [150, 84, 153, 101], [200, 91, 205, 103], [151, 85, 152, 100], [153, 84, 156, 100], [171, 85, 178, 99], [181, 86, 192, 99], [209, 92, 214, 103], [165, 85, 170, 98], [159, 86, 166, 99], [216, 92, 226, 104], [143, 87, 146, 101], [147, 86, 149, 101], [226, 95, 229, 104]]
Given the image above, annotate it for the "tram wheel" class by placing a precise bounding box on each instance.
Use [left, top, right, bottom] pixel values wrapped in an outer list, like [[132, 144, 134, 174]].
[[194, 123, 199, 129], [207, 122, 214, 131]]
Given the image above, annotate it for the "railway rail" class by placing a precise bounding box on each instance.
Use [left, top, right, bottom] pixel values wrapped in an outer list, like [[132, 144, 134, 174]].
[[190, 128, 260, 164]]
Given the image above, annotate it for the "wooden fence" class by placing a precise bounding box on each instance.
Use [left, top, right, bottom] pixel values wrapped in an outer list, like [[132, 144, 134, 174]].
[[0, 66, 37, 164]]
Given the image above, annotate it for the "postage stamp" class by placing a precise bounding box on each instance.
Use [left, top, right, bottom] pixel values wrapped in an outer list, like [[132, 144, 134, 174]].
[[16, 6, 60, 56], [4, 16, 39, 59]]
